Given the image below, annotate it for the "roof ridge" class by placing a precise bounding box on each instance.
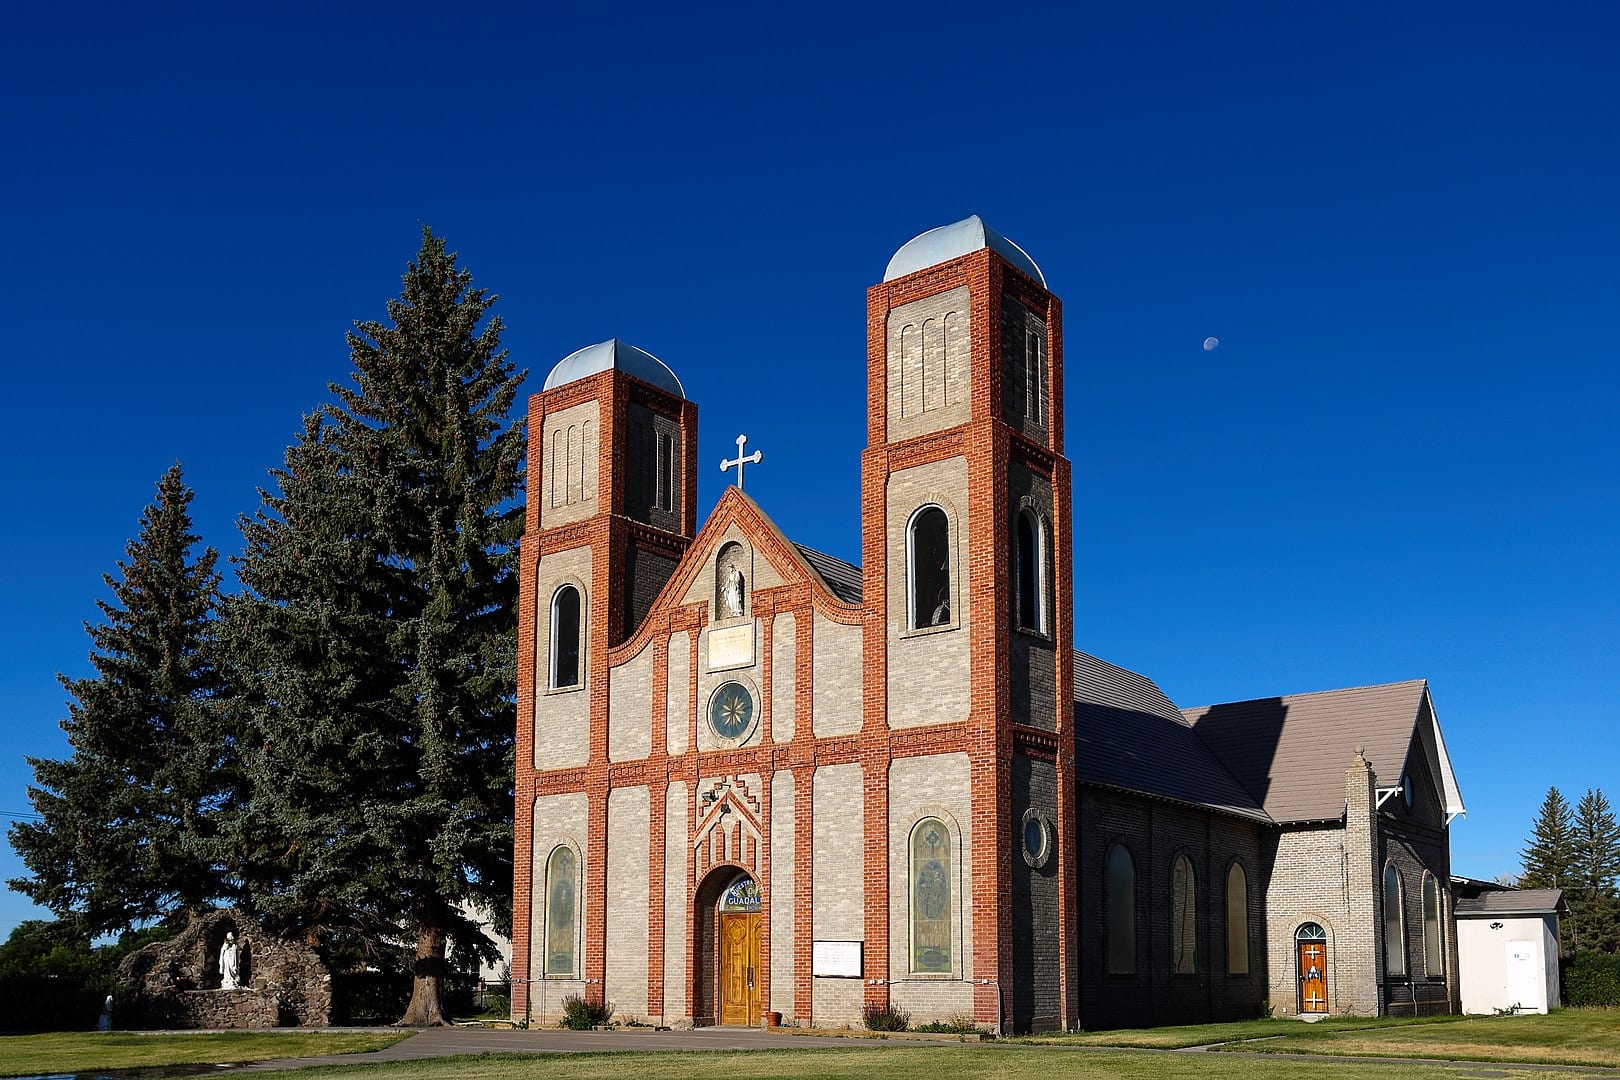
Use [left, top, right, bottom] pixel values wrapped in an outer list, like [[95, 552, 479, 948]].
[[1183, 677, 1428, 715]]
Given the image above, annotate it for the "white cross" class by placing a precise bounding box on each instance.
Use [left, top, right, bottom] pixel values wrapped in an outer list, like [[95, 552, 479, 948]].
[[1305, 990, 1324, 1010], [1304, 945, 1323, 961], [721, 434, 763, 491]]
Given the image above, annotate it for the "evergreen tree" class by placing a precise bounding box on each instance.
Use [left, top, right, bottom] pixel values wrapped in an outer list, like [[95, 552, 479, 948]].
[[8, 466, 230, 934], [1572, 788, 1620, 954], [1519, 786, 1576, 953], [222, 228, 522, 1025]]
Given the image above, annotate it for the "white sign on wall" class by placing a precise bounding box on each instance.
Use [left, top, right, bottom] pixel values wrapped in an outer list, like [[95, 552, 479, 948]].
[[812, 940, 863, 978], [707, 623, 754, 670]]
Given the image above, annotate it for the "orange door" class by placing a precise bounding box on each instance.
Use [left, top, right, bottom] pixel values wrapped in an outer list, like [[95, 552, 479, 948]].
[[1298, 940, 1329, 1013], [719, 912, 760, 1025]]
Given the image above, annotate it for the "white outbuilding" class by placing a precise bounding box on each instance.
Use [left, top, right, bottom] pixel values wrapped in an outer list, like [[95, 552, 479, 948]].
[[1452, 880, 1566, 1015]]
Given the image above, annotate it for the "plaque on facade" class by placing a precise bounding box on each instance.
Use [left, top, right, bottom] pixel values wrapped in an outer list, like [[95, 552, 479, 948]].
[[812, 940, 863, 978], [707, 622, 754, 670]]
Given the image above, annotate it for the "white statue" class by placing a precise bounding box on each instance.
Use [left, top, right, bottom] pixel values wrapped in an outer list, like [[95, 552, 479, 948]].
[[97, 994, 113, 1031], [722, 565, 746, 619], [219, 931, 241, 990]]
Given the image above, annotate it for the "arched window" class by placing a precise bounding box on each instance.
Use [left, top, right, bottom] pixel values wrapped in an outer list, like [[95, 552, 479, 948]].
[[909, 817, 953, 972], [1105, 845, 1136, 974], [1226, 862, 1249, 975], [1171, 854, 1197, 974], [550, 584, 582, 689], [543, 845, 578, 976], [1423, 873, 1443, 975], [908, 506, 952, 629], [1383, 863, 1406, 976], [1015, 509, 1045, 633]]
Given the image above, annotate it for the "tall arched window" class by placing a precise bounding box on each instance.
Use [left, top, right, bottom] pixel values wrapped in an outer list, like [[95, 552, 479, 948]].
[[543, 845, 578, 976], [909, 817, 953, 973], [1171, 854, 1197, 974], [550, 584, 582, 689], [1423, 873, 1443, 975], [1016, 509, 1045, 633], [1106, 845, 1136, 974], [1383, 863, 1407, 976], [1226, 862, 1249, 975], [908, 505, 952, 629]]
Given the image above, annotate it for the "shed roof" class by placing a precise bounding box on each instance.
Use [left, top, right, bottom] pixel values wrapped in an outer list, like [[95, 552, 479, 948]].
[[1455, 889, 1567, 917], [1074, 653, 1272, 824]]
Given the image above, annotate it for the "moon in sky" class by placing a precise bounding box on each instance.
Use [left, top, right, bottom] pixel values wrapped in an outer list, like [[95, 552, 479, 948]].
[[1202, 336, 1220, 351]]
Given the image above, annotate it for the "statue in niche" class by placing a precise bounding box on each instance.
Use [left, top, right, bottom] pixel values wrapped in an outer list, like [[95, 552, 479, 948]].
[[722, 564, 746, 619], [219, 931, 242, 990]]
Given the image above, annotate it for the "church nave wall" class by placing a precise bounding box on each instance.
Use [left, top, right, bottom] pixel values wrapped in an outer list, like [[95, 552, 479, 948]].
[[666, 631, 691, 755], [771, 613, 796, 742], [605, 785, 651, 1020], [812, 762, 865, 1025], [769, 770, 796, 1020], [608, 644, 653, 762], [662, 781, 689, 1021], [811, 612, 863, 737]]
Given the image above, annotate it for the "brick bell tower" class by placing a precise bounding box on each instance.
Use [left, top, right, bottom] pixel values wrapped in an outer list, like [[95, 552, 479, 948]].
[[512, 339, 697, 1019], [860, 217, 1077, 1032]]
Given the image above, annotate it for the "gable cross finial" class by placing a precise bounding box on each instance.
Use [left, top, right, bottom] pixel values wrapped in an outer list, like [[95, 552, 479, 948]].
[[720, 433, 763, 491]]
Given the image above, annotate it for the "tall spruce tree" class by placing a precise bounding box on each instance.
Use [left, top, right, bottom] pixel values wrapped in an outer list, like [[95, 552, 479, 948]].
[[1519, 786, 1577, 953], [1572, 788, 1620, 954], [222, 228, 522, 1024], [8, 466, 231, 934]]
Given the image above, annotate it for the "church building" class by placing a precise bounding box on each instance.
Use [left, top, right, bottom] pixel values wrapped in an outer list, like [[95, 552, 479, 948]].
[[510, 217, 1466, 1032]]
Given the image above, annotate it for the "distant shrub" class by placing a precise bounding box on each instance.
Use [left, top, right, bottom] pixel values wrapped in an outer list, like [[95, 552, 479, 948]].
[[914, 1012, 979, 1034], [862, 1001, 910, 1031], [1565, 952, 1620, 1008], [560, 993, 614, 1029]]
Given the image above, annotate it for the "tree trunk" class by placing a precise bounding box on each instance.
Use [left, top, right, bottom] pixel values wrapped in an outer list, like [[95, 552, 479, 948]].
[[396, 922, 449, 1026]]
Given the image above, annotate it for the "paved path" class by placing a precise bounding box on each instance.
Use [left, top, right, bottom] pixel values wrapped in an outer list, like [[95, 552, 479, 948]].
[[234, 1027, 1620, 1078]]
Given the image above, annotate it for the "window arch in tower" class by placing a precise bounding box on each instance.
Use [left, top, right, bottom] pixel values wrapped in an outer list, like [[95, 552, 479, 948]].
[[909, 816, 953, 973], [1015, 508, 1046, 633], [907, 505, 952, 630], [550, 584, 583, 690], [1106, 844, 1136, 974]]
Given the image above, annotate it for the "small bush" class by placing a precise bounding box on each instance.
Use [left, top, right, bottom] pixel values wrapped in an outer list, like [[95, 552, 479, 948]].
[[862, 1001, 911, 1031], [560, 993, 614, 1029], [914, 1012, 979, 1034], [1565, 951, 1620, 1008]]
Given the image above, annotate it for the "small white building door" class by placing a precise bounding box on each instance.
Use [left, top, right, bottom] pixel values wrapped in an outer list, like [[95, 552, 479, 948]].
[[1505, 940, 1541, 1012]]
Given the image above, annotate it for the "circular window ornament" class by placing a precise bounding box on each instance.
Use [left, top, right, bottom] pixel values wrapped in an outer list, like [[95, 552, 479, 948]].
[[706, 680, 757, 743], [1020, 809, 1053, 869]]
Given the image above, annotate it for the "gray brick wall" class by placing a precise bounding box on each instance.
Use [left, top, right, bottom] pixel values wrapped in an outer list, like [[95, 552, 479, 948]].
[[623, 402, 683, 533], [1013, 754, 1061, 1032]]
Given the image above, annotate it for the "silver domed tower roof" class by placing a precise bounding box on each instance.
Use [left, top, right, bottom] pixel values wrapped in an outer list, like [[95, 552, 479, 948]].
[[882, 214, 1046, 288], [542, 338, 684, 398]]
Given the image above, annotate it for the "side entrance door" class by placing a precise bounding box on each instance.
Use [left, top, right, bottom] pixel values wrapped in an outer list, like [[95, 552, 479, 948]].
[[1298, 938, 1329, 1014], [719, 911, 760, 1026]]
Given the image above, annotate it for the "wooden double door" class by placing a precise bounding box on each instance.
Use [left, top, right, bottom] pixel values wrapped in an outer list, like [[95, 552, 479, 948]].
[[719, 912, 761, 1026]]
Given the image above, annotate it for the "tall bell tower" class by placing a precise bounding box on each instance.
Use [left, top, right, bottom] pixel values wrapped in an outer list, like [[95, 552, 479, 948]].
[[860, 217, 1077, 1031], [512, 339, 698, 1019]]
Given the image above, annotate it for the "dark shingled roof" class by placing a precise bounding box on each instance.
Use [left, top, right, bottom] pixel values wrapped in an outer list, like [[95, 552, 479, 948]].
[[1074, 653, 1272, 824], [1455, 889, 1566, 917], [794, 544, 862, 605], [1183, 680, 1430, 824]]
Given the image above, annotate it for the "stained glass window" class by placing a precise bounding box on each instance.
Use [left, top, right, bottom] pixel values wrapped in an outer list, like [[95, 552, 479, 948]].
[[1423, 873, 1443, 975], [1106, 845, 1136, 974], [544, 845, 577, 976], [720, 875, 762, 912], [910, 817, 952, 972], [1171, 855, 1197, 974]]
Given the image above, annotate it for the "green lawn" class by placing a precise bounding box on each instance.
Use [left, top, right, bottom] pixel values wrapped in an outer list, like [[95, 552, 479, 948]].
[[1018, 1013, 1470, 1049], [219, 1047, 1552, 1080], [1208, 1009, 1620, 1068], [0, 1030, 407, 1077]]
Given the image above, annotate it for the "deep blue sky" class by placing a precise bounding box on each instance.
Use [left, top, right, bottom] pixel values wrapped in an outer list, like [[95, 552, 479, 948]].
[[2, 3, 1616, 938]]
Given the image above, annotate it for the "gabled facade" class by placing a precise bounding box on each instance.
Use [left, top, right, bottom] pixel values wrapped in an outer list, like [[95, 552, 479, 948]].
[[510, 218, 1469, 1032]]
